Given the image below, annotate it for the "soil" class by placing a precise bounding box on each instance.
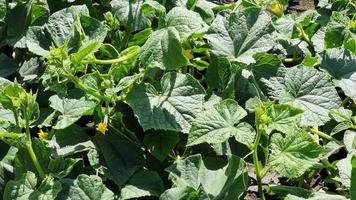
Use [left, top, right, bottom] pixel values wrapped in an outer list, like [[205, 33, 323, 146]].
[[287, 0, 316, 13]]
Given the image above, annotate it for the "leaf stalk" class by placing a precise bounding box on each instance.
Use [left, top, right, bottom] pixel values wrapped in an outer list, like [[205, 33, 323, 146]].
[[252, 125, 265, 200], [25, 115, 45, 179]]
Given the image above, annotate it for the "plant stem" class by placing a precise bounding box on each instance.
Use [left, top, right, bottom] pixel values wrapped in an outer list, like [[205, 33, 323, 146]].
[[69, 76, 112, 102], [282, 57, 301, 63], [260, 165, 272, 178], [252, 125, 265, 200], [25, 117, 45, 179], [309, 128, 343, 146], [83, 51, 138, 65], [342, 96, 351, 106], [0, 132, 24, 138], [297, 25, 313, 47]]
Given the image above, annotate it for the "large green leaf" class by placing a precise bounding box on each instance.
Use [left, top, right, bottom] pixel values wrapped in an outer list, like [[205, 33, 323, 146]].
[[0, 54, 18, 78], [235, 53, 282, 101], [165, 7, 208, 38], [4, 171, 61, 200], [166, 154, 249, 199], [58, 175, 114, 200], [92, 128, 145, 187], [256, 103, 303, 135], [139, 27, 187, 70], [139, 6, 207, 70], [26, 26, 51, 57], [49, 124, 94, 156], [45, 5, 89, 47], [143, 131, 179, 161], [6, 0, 32, 45], [29, 177, 62, 200], [126, 72, 205, 133], [111, 0, 154, 32], [188, 99, 252, 147], [205, 8, 274, 64], [265, 66, 342, 126], [120, 169, 164, 199], [320, 48, 356, 102], [49, 95, 97, 129], [336, 154, 354, 188], [3, 171, 36, 200], [269, 129, 324, 178]]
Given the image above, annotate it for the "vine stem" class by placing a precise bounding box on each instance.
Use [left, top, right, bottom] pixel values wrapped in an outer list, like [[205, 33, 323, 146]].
[[69, 76, 111, 102], [25, 115, 45, 179], [82, 50, 138, 65], [252, 125, 265, 200], [297, 25, 313, 47], [309, 128, 343, 146], [0, 132, 24, 138]]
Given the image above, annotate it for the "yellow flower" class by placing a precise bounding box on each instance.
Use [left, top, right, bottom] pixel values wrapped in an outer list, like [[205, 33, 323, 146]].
[[96, 122, 108, 134], [37, 130, 48, 139], [183, 49, 194, 60], [268, 3, 284, 16]]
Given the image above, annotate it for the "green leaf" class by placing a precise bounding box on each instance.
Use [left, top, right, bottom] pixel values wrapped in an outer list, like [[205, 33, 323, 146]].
[[49, 124, 94, 156], [48, 157, 79, 179], [269, 129, 324, 178], [0, 54, 18, 78], [0, 147, 17, 197], [3, 171, 61, 200], [3, 171, 36, 200], [143, 131, 179, 161], [160, 186, 209, 200], [72, 16, 108, 62], [0, 0, 6, 22], [166, 154, 249, 199], [178, 0, 216, 24], [29, 177, 62, 200], [49, 95, 97, 129], [265, 66, 342, 126], [92, 128, 145, 187], [329, 107, 352, 123], [206, 54, 232, 92], [111, 0, 154, 32], [58, 175, 114, 200], [0, 105, 16, 124], [320, 48, 356, 102], [126, 72, 205, 133], [45, 5, 89, 47], [139, 27, 187, 70], [26, 26, 51, 57], [336, 154, 353, 188], [166, 154, 201, 189], [165, 7, 208, 38], [187, 99, 250, 146], [235, 53, 282, 100], [16, 139, 51, 176], [256, 103, 303, 135], [205, 8, 274, 64], [19, 57, 41, 81], [120, 169, 164, 199], [6, 0, 32, 45]]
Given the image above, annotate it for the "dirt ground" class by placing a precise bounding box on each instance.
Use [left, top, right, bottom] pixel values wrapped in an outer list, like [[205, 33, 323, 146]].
[[287, 0, 315, 13]]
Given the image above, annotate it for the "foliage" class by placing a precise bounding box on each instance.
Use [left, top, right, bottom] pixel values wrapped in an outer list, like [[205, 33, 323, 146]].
[[0, 0, 355, 199]]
